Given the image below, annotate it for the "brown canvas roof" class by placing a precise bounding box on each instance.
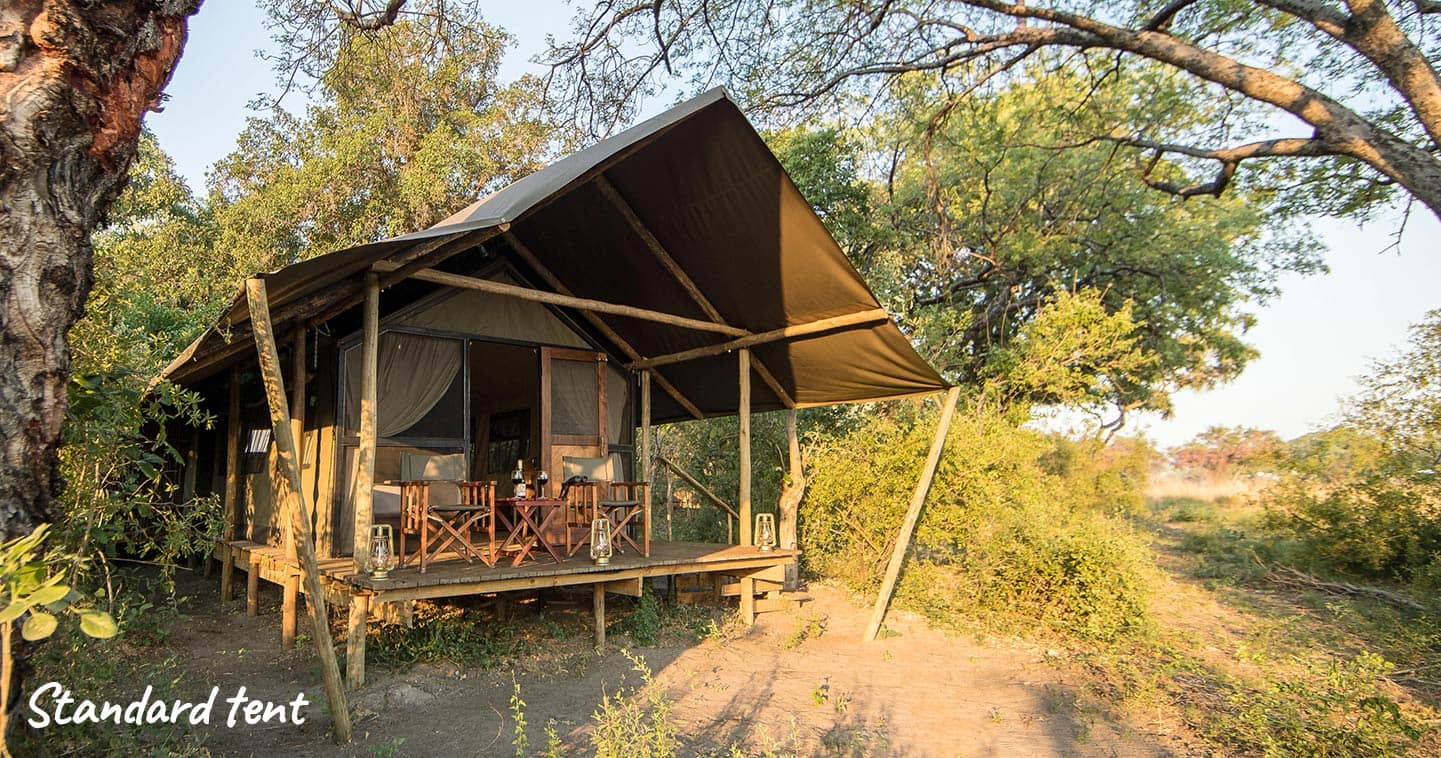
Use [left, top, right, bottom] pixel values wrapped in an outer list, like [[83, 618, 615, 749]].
[[162, 88, 948, 421]]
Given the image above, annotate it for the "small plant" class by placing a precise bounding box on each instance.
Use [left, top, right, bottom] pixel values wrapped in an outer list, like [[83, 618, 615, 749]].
[[781, 611, 826, 650], [810, 684, 828, 706], [590, 651, 678, 758], [510, 680, 529, 757], [370, 738, 406, 758], [1, 525, 117, 756], [543, 718, 565, 757]]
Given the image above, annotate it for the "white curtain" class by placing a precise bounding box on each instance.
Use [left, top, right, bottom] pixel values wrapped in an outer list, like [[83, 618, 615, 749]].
[[345, 333, 463, 438]]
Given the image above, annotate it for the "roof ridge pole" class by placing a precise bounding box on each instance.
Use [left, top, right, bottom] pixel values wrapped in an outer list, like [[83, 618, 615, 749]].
[[862, 386, 961, 642], [244, 277, 353, 743]]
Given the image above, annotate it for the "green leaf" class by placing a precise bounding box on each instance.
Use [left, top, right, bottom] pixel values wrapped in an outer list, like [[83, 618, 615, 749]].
[[0, 602, 28, 624], [21, 611, 58, 641], [28, 584, 70, 606], [78, 610, 118, 639]]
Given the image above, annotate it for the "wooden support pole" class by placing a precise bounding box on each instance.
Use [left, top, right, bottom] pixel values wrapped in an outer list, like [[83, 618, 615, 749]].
[[504, 231, 706, 420], [740, 575, 756, 626], [220, 366, 241, 601], [246, 556, 260, 617], [282, 574, 299, 650], [640, 370, 652, 550], [629, 309, 890, 370], [353, 273, 379, 573], [739, 349, 752, 547], [379, 265, 747, 337], [863, 387, 961, 642], [246, 277, 354, 742], [592, 584, 606, 649], [286, 327, 306, 561], [780, 408, 803, 591], [347, 592, 369, 690]]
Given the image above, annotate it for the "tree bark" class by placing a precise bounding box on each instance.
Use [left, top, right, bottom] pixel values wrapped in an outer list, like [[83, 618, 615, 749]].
[[0, 0, 200, 540]]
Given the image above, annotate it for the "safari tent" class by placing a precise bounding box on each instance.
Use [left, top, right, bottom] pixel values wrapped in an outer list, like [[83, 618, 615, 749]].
[[162, 87, 950, 680]]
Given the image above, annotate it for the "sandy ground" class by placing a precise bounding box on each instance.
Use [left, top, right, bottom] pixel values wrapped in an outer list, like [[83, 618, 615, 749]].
[[37, 575, 1185, 756]]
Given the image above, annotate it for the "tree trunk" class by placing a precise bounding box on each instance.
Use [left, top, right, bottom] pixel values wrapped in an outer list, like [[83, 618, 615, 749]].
[[0, 0, 200, 540]]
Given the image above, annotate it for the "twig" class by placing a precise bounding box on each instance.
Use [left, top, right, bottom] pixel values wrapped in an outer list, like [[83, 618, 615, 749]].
[[1267, 566, 1427, 612]]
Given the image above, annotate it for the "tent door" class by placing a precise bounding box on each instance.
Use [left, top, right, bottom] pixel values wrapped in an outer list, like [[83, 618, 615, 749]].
[[540, 346, 609, 483]]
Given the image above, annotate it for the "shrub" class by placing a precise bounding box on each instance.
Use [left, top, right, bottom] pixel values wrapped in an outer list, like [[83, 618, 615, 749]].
[[802, 405, 1154, 640]]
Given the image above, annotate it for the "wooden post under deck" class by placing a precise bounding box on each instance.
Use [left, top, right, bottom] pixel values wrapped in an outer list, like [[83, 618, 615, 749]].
[[781, 408, 803, 591], [246, 277, 353, 742], [220, 366, 241, 602], [738, 349, 755, 625], [863, 387, 961, 642], [353, 273, 379, 573], [246, 555, 260, 617], [347, 592, 369, 689], [593, 584, 606, 649], [282, 574, 299, 650]]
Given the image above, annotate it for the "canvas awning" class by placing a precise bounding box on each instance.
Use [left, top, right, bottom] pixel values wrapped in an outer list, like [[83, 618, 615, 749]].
[[161, 88, 948, 422]]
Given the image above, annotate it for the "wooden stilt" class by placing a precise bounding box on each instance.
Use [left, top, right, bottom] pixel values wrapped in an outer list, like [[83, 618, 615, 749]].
[[246, 278, 353, 742], [353, 273, 379, 573], [347, 592, 369, 690], [863, 387, 961, 642], [220, 366, 241, 602], [593, 584, 606, 649], [740, 576, 755, 626], [282, 574, 299, 650], [738, 349, 752, 546], [246, 556, 260, 617]]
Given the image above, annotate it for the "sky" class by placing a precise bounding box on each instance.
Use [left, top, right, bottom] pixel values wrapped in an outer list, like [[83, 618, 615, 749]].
[[147, 2, 1441, 449]]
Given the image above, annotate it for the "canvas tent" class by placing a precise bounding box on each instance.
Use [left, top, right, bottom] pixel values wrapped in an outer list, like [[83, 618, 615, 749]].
[[164, 87, 948, 562]]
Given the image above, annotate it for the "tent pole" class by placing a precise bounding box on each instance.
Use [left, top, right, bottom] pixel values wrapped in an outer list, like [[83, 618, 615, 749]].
[[353, 273, 379, 573], [219, 366, 241, 603], [780, 408, 804, 590], [245, 278, 353, 742], [738, 349, 755, 625], [640, 369, 653, 554], [863, 387, 961, 642]]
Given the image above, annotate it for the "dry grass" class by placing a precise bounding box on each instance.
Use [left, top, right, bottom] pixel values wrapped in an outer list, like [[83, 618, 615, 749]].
[[1145, 473, 1263, 503]]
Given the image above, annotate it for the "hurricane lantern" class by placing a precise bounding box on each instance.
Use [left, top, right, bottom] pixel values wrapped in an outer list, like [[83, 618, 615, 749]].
[[589, 517, 614, 566], [756, 513, 777, 552], [369, 524, 399, 579]]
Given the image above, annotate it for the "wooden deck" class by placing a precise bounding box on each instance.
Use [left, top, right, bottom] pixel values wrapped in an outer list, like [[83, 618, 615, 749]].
[[216, 538, 797, 687]]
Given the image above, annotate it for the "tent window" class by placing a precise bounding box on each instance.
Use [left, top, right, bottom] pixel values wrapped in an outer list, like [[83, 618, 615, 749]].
[[343, 332, 465, 441], [551, 358, 599, 436]]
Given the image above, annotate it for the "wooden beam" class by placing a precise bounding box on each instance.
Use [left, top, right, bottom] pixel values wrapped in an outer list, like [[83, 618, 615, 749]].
[[379, 265, 749, 338], [780, 408, 803, 591], [219, 365, 241, 599], [245, 278, 354, 742], [504, 231, 704, 420], [657, 455, 739, 519], [629, 309, 891, 370], [597, 177, 796, 408], [863, 387, 961, 642], [353, 274, 379, 573], [376, 225, 506, 290], [282, 574, 299, 650], [246, 556, 260, 617]]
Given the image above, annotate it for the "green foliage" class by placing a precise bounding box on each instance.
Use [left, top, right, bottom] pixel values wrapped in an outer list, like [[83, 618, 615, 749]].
[[590, 652, 679, 758], [511, 680, 529, 756], [209, 19, 555, 274], [623, 588, 663, 647], [803, 401, 1155, 640], [1263, 311, 1441, 596], [366, 604, 533, 670], [0, 525, 117, 642]]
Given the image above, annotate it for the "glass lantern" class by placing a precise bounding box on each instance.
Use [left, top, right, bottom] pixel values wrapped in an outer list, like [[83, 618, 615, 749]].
[[369, 524, 399, 579], [755, 513, 777, 552], [589, 517, 614, 566]]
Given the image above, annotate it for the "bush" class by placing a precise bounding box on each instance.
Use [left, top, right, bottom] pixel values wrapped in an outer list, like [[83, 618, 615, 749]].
[[802, 405, 1154, 640]]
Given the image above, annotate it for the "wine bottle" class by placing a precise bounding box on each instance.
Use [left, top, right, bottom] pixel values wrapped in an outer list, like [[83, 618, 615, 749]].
[[512, 459, 526, 499]]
